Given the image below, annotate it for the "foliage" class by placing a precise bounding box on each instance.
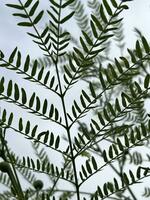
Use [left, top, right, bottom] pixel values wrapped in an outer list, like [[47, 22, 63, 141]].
[[0, 0, 150, 199]]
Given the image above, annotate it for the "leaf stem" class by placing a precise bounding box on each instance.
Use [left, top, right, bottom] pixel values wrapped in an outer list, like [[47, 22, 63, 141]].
[[51, 0, 80, 199]]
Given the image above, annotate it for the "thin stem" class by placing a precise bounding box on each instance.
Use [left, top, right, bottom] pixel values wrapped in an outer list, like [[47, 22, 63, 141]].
[[51, 0, 80, 199], [0, 93, 65, 128], [1, 59, 60, 97], [95, 145, 137, 200]]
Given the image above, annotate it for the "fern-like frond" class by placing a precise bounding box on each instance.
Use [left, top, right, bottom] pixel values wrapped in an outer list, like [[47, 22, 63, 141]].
[[0, 78, 63, 126], [0, 48, 59, 96], [6, 0, 51, 54], [91, 167, 149, 200], [0, 110, 64, 155]]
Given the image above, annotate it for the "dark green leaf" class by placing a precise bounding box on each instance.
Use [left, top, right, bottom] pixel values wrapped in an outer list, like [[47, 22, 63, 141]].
[[31, 125, 38, 137], [103, 108, 110, 121], [62, 0, 74, 8], [81, 165, 87, 177], [82, 90, 91, 103], [103, 183, 108, 195], [136, 167, 141, 179], [117, 138, 124, 151], [36, 97, 41, 111], [9, 47, 17, 63], [18, 22, 32, 27], [129, 170, 135, 183], [25, 121, 30, 134], [8, 113, 13, 126], [42, 99, 48, 115], [100, 5, 107, 23], [73, 47, 84, 59], [7, 80, 12, 97], [123, 173, 129, 185], [49, 0, 60, 8], [91, 119, 100, 131], [80, 37, 89, 53], [74, 100, 81, 113], [91, 156, 97, 170], [29, 1, 39, 16], [44, 71, 50, 85], [141, 123, 147, 137], [21, 88, 27, 104], [38, 67, 44, 81], [80, 95, 86, 108], [102, 150, 108, 162], [50, 76, 55, 88], [90, 20, 98, 38], [115, 58, 123, 73], [55, 108, 59, 121], [1, 109, 6, 123], [37, 131, 47, 141], [144, 74, 150, 89], [107, 103, 116, 116], [55, 136, 60, 149], [136, 40, 142, 58], [108, 146, 113, 159], [29, 93, 35, 108], [110, 0, 117, 8], [14, 83, 20, 101], [49, 132, 54, 146], [44, 132, 49, 143], [142, 36, 149, 53], [24, 55, 30, 72], [24, 0, 32, 7], [19, 118, 23, 131], [49, 104, 54, 118], [127, 48, 136, 63], [97, 186, 104, 198], [103, 0, 112, 15], [36, 159, 40, 170], [89, 82, 96, 98], [16, 51, 21, 67], [86, 160, 92, 174], [13, 13, 28, 18], [6, 4, 23, 9], [72, 106, 77, 118], [91, 14, 103, 31], [0, 77, 4, 94], [98, 113, 105, 126], [60, 12, 75, 24], [31, 60, 38, 76], [33, 11, 44, 24], [82, 31, 93, 46], [99, 71, 106, 89], [114, 178, 119, 190], [124, 134, 129, 147]]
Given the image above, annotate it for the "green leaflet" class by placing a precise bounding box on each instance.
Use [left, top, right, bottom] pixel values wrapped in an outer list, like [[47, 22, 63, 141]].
[[60, 12, 75, 24], [33, 11, 44, 25], [29, 1, 39, 17]]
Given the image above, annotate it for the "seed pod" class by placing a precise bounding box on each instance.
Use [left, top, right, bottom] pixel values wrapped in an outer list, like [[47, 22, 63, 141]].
[[0, 161, 11, 173], [33, 180, 44, 190]]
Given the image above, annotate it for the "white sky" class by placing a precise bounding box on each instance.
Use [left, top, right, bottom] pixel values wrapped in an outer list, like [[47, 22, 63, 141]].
[[0, 0, 150, 57]]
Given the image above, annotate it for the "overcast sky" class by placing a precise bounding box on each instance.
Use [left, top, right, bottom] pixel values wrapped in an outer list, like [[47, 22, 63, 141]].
[[0, 0, 150, 58]]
